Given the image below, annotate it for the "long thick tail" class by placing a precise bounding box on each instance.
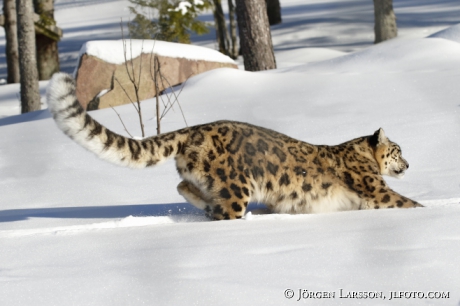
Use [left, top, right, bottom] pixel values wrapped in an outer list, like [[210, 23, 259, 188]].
[[46, 72, 187, 168]]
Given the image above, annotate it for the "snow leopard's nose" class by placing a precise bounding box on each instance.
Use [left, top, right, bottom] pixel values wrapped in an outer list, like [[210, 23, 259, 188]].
[[406, 163, 409, 169]]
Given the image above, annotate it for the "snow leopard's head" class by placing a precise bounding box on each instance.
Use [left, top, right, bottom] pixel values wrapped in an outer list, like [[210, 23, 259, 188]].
[[371, 128, 410, 179]]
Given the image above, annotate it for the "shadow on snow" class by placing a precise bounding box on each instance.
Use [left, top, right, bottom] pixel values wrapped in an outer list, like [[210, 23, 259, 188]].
[[0, 202, 269, 223]]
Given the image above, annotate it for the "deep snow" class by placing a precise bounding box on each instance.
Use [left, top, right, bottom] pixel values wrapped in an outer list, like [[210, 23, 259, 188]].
[[0, 0, 460, 305], [78, 39, 236, 66]]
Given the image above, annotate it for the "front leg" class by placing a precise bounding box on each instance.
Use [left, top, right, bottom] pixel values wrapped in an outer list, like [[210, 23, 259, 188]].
[[367, 188, 423, 209]]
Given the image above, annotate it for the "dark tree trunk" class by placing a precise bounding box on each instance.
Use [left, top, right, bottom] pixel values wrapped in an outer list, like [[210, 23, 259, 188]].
[[36, 33, 59, 79], [212, 0, 230, 56], [16, 0, 41, 113], [235, 0, 276, 71], [373, 0, 397, 43], [265, 0, 281, 25], [3, 0, 20, 83], [34, 0, 60, 80], [227, 0, 238, 59]]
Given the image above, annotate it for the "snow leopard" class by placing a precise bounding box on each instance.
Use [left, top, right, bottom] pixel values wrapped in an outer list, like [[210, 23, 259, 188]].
[[47, 72, 422, 220]]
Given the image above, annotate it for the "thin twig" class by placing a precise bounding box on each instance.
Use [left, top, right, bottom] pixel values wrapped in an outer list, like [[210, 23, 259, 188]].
[[159, 74, 190, 127], [158, 73, 177, 118], [154, 56, 161, 135], [130, 37, 135, 83], [137, 40, 144, 90], [120, 19, 145, 137], [134, 41, 145, 137], [109, 105, 134, 138], [121, 22, 132, 83], [148, 38, 158, 80], [158, 71, 174, 110], [174, 75, 191, 101], [147, 36, 188, 133], [147, 39, 162, 135], [159, 72, 184, 108], [114, 77, 138, 112], [172, 80, 189, 127]]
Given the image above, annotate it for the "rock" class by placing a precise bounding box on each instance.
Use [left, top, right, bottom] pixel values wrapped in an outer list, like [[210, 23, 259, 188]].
[[73, 40, 238, 110]]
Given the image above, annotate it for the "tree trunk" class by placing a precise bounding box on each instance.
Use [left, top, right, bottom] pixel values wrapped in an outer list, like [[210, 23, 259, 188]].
[[212, 0, 229, 56], [235, 0, 276, 71], [16, 0, 41, 113], [265, 0, 281, 25], [36, 33, 60, 79], [227, 0, 238, 59], [373, 0, 397, 44], [34, 0, 60, 80], [3, 0, 20, 83]]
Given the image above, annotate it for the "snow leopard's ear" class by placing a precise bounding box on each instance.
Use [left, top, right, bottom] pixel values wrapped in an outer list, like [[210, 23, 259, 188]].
[[369, 128, 388, 146], [375, 128, 388, 144]]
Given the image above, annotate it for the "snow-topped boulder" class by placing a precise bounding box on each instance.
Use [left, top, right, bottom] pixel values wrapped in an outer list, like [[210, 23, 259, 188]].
[[73, 40, 238, 110]]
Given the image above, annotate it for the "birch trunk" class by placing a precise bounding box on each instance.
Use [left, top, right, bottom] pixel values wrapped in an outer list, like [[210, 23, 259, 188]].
[[17, 0, 41, 113], [3, 0, 20, 83], [235, 0, 276, 71], [373, 0, 397, 43]]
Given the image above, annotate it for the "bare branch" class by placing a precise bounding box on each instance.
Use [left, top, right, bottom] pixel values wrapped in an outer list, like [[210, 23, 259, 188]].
[[129, 35, 136, 85], [154, 56, 161, 135], [148, 38, 158, 81], [172, 80, 189, 127], [120, 20, 133, 84], [109, 105, 134, 138], [158, 72, 178, 118], [114, 77, 138, 112], [137, 40, 144, 89], [148, 45, 161, 135], [147, 36, 187, 134], [119, 19, 145, 137], [159, 73, 190, 127]]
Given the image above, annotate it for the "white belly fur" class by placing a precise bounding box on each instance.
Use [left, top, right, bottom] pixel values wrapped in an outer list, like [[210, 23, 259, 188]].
[[252, 184, 363, 214]]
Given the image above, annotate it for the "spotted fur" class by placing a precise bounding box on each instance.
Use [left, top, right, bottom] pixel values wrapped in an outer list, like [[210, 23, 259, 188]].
[[47, 73, 422, 220]]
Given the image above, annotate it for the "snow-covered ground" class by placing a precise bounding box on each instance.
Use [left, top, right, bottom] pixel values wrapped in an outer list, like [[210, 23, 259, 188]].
[[1, 0, 460, 305]]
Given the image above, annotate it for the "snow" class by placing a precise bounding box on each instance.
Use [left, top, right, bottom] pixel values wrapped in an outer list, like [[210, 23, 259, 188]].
[[275, 47, 345, 68], [170, 1, 192, 15], [77, 39, 236, 69], [169, 1, 205, 17], [1, 0, 460, 305], [284, 36, 460, 73], [429, 23, 460, 43], [0, 81, 48, 119]]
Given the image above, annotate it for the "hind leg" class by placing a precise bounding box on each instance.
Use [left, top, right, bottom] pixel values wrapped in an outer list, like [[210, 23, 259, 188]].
[[177, 180, 250, 220], [209, 182, 251, 220], [210, 198, 249, 220], [177, 180, 214, 217]]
